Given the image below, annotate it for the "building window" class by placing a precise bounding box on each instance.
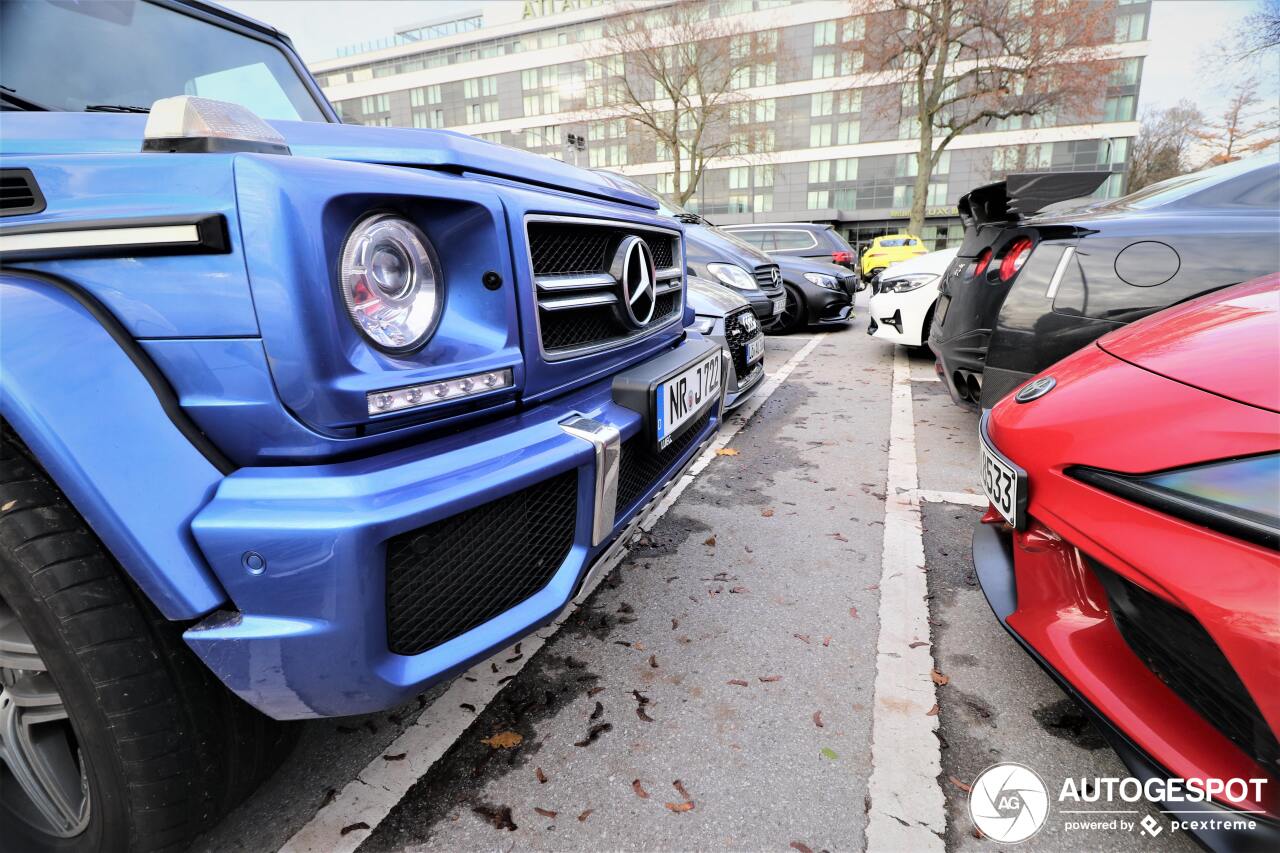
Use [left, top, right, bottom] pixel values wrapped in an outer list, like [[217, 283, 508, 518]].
[[522, 92, 561, 116], [812, 53, 836, 79], [753, 193, 772, 213], [755, 99, 776, 122], [728, 193, 749, 213], [835, 120, 860, 145], [410, 85, 441, 107], [834, 157, 858, 182], [1103, 95, 1136, 122], [755, 63, 777, 86], [1110, 57, 1141, 86], [833, 188, 856, 208], [814, 21, 837, 46], [808, 160, 831, 183], [898, 115, 921, 139], [728, 166, 750, 189], [843, 17, 865, 40], [755, 165, 774, 187], [807, 190, 830, 209], [588, 143, 627, 168], [841, 52, 863, 74], [463, 76, 498, 99], [812, 92, 834, 117], [412, 109, 444, 129], [469, 101, 499, 123], [1115, 12, 1146, 42], [361, 94, 389, 114], [810, 124, 832, 147]]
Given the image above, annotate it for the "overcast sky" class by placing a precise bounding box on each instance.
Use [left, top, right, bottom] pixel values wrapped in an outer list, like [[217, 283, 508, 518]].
[[224, 0, 1269, 121]]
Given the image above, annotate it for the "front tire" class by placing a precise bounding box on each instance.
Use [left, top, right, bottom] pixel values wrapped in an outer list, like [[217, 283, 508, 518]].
[[0, 426, 292, 852], [766, 285, 806, 335]]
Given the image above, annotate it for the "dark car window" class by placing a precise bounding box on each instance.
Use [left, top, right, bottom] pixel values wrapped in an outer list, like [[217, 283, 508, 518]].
[[1, 0, 328, 120], [735, 231, 770, 249], [773, 231, 816, 250], [1090, 157, 1279, 212], [880, 238, 908, 247]]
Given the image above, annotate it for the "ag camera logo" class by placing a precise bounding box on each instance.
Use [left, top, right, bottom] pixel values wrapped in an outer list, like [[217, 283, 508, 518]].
[[969, 762, 1050, 843]]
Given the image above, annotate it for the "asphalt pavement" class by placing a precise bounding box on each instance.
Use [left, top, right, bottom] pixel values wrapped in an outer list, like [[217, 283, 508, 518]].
[[194, 299, 1188, 853]]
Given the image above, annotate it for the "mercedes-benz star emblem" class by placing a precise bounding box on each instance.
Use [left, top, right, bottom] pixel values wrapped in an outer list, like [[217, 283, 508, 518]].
[[1015, 376, 1056, 403], [610, 235, 658, 329]]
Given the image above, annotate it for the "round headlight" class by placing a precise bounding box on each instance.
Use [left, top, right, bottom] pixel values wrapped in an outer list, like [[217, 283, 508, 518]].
[[339, 214, 442, 352]]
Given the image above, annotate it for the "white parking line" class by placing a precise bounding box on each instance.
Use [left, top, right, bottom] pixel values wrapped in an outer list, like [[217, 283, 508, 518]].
[[279, 335, 827, 853], [865, 347, 946, 853]]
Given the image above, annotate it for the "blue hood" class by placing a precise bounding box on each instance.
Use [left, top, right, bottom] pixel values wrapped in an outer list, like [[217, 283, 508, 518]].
[[0, 113, 658, 210]]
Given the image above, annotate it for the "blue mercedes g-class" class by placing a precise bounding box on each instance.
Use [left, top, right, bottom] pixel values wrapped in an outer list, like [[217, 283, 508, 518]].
[[0, 2, 723, 848]]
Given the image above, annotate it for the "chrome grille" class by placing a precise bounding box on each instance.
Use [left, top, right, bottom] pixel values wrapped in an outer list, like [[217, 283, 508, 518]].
[[527, 217, 683, 358], [754, 264, 782, 293], [723, 308, 762, 378]]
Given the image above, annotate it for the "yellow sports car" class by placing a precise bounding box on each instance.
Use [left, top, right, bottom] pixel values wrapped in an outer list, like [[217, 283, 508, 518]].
[[860, 234, 928, 280]]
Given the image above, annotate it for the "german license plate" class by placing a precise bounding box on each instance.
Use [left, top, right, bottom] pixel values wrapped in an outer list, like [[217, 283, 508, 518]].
[[980, 436, 1022, 527], [934, 294, 950, 326], [771, 295, 786, 315], [745, 336, 764, 363], [656, 352, 721, 447]]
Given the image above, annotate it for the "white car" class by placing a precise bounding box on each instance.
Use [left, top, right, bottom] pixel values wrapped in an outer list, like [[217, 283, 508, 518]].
[[866, 247, 959, 348]]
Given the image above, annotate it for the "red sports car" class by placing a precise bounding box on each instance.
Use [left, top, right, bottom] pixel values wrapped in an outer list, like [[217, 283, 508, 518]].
[[973, 275, 1280, 849]]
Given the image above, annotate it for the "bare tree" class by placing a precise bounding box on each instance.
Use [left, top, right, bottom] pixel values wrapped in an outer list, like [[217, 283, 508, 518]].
[[601, 0, 777, 206], [861, 0, 1116, 235], [1235, 0, 1280, 59], [1194, 77, 1280, 166], [1127, 101, 1204, 191]]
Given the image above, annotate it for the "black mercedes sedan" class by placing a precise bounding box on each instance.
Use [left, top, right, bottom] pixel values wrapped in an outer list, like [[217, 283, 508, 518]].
[[930, 156, 1280, 409], [770, 253, 856, 334]]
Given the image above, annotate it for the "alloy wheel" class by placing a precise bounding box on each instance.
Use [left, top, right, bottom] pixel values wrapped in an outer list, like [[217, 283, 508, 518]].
[[0, 596, 91, 839]]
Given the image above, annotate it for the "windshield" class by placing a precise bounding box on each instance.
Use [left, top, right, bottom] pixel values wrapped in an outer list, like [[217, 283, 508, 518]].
[[1092, 156, 1276, 211], [1, 0, 328, 120]]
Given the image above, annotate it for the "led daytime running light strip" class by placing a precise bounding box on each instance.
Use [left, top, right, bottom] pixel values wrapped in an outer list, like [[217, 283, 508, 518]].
[[367, 368, 513, 415]]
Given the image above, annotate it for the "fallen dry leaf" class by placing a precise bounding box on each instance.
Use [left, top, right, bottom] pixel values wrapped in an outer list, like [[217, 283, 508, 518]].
[[761, 508, 775, 517], [649, 654, 659, 668], [790, 843, 814, 853], [727, 679, 749, 687], [812, 711, 824, 728], [577, 809, 593, 822], [949, 775, 974, 793], [637, 706, 654, 722], [930, 669, 950, 686], [830, 532, 849, 542], [665, 801, 695, 813], [849, 607, 859, 618], [383, 752, 406, 761], [759, 675, 782, 683], [587, 686, 605, 697], [574, 722, 612, 747], [794, 633, 812, 644], [534, 807, 558, 819], [339, 822, 369, 836], [671, 618, 679, 630], [729, 586, 749, 594], [632, 779, 650, 799], [673, 779, 691, 800], [481, 731, 523, 749], [704, 535, 717, 546], [909, 641, 930, 649], [715, 447, 740, 456], [459, 702, 476, 713], [535, 767, 548, 784], [926, 704, 940, 717], [823, 636, 831, 647]]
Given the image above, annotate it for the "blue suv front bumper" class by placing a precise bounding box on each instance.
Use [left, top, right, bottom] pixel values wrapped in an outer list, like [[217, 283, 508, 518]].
[[183, 337, 724, 719]]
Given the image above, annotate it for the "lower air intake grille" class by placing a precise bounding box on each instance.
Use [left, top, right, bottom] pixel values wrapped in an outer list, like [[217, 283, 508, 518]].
[[1092, 560, 1280, 771], [386, 471, 578, 656], [615, 408, 713, 514], [540, 291, 680, 351]]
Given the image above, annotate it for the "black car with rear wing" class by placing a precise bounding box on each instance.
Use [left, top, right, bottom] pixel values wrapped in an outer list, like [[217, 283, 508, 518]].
[[929, 158, 1280, 410]]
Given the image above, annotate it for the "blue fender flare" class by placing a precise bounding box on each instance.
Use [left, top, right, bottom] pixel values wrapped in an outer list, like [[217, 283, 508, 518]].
[[0, 269, 230, 619]]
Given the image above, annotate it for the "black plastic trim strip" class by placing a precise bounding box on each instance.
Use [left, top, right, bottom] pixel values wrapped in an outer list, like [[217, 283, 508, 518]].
[[0, 213, 229, 261], [0, 269, 237, 475], [1069, 464, 1278, 551]]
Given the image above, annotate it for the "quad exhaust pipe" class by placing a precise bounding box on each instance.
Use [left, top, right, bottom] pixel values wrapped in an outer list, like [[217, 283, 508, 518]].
[[953, 370, 983, 403]]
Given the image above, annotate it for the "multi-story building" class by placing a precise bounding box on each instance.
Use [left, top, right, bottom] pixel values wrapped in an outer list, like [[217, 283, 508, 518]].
[[313, 0, 1149, 249]]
